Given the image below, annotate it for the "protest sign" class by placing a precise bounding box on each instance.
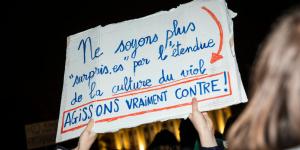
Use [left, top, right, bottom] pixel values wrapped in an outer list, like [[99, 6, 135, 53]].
[[56, 0, 247, 143]]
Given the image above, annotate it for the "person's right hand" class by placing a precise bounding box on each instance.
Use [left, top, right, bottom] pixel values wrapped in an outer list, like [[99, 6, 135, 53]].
[[189, 98, 217, 147]]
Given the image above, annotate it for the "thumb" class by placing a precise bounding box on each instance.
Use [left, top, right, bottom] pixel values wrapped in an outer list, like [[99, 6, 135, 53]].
[[85, 119, 94, 132], [192, 97, 198, 113]]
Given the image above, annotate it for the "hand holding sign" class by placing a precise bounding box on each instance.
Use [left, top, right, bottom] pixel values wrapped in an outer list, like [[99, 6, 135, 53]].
[[189, 98, 217, 147], [73, 119, 97, 150]]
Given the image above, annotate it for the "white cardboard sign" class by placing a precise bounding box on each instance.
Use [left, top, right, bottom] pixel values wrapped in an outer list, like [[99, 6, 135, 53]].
[[56, 0, 247, 143]]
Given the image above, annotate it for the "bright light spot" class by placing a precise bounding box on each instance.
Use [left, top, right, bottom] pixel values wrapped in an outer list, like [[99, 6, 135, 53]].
[[139, 142, 145, 150]]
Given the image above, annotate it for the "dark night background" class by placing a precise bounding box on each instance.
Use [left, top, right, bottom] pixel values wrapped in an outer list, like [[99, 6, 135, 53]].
[[4, 0, 299, 149]]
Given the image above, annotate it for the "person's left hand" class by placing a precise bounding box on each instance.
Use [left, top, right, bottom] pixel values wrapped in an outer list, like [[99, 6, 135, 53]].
[[189, 98, 217, 147], [73, 119, 97, 150]]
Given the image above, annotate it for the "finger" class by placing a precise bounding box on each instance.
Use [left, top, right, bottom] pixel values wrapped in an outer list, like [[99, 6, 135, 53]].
[[192, 98, 198, 112], [203, 112, 214, 130], [85, 119, 94, 132], [202, 112, 209, 119], [202, 112, 209, 124], [202, 113, 211, 123]]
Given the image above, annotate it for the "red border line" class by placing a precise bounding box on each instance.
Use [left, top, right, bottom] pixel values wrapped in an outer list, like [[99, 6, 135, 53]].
[[61, 72, 232, 134], [61, 73, 214, 133]]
